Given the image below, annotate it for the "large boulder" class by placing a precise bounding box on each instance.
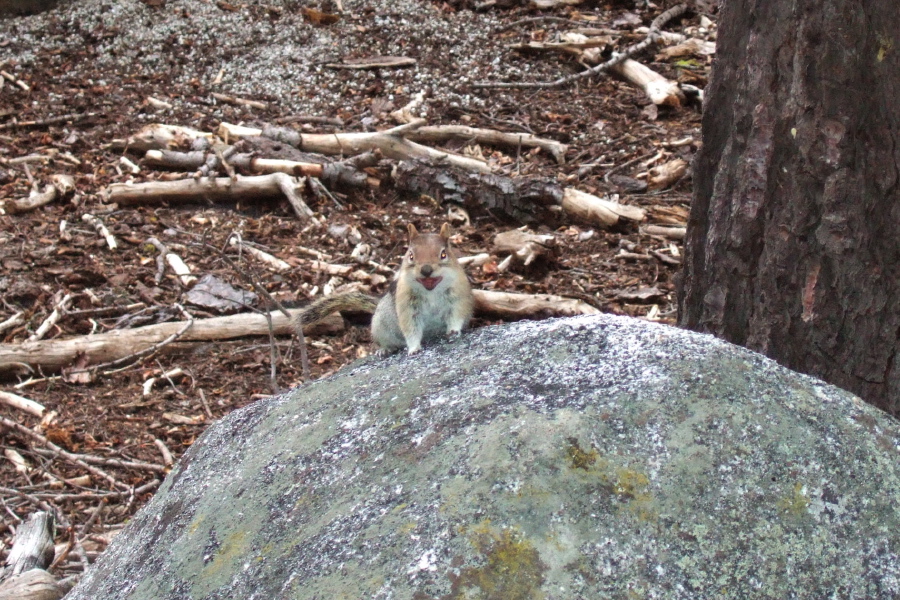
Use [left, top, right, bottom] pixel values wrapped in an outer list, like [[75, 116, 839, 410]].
[[67, 315, 900, 599]]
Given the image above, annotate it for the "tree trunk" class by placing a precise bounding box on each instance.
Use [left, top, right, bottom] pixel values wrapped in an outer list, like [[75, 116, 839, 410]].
[[678, 0, 900, 414]]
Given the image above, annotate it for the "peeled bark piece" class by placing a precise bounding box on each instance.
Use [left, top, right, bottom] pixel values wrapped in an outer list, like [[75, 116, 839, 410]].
[[646, 158, 688, 190], [393, 160, 562, 224], [493, 228, 557, 266], [561, 188, 646, 227], [122, 124, 214, 153]]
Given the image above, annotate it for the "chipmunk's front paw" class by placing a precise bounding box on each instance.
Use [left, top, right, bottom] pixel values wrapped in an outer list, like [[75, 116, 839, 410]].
[[447, 329, 461, 338]]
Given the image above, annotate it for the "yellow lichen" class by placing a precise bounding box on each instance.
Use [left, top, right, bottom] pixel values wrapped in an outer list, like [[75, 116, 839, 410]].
[[777, 482, 810, 516], [448, 523, 547, 599], [566, 437, 599, 471]]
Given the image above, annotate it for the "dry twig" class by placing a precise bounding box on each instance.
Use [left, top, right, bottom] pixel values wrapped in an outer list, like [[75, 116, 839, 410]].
[[474, 4, 689, 89]]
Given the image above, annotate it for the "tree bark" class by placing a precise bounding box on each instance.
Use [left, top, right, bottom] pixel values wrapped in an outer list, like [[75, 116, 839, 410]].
[[678, 0, 900, 413]]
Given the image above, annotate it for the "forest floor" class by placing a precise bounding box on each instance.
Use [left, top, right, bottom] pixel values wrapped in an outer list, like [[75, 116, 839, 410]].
[[0, 0, 710, 580]]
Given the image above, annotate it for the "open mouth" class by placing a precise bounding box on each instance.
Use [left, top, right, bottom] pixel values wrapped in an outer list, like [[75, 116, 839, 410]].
[[417, 276, 442, 291]]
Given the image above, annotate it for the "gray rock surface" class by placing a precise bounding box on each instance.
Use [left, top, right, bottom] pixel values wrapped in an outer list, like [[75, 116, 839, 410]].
[[67, 315, 900, 599]]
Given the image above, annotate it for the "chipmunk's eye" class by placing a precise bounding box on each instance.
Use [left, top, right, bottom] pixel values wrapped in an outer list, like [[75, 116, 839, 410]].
[[407, 250, 415, 261], [440, 249, 448, 260]]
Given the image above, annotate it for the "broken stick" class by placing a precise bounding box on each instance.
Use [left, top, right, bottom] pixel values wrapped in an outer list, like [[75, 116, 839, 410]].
[[218, 121, 492, 173], [0, 310, 344, 376], [107, 173, 315, 220]]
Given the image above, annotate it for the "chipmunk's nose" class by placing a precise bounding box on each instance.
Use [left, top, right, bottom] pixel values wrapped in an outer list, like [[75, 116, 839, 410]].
[[420, 265, 434, 277]]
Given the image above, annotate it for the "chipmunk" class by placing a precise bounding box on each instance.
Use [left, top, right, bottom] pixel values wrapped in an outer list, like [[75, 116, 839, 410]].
[[294, 223, 474, 355]]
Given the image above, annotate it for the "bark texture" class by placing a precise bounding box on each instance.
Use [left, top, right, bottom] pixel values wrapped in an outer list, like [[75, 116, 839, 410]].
[[678, 0, 900, 413]]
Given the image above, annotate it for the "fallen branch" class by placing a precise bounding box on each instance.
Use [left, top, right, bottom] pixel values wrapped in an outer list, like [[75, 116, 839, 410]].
[[219, 121, 492, 173], [473, 289, 600, 319], [210, 92, 268, 110], [0, 416, 128, 490], [0, 112, 96, 132], [641, 224, 686, 240], [28, 448, 166, 474], [0, 310, 343, 376], [405, 125, 568, 165], [29, 294, 73, 342], [561, 188, 646, 226], [0, 312, 25, 335], [611, 59, 685, 106], [474, 3, 688, 89], [106, 173, 315, 220], [0, 175, 75, 215], [81, 214, 118, 251], [146, 238, 195, 286], [0, 391, 45, 417], [229, 237, 291, 272], [143, 149, 374, 189]]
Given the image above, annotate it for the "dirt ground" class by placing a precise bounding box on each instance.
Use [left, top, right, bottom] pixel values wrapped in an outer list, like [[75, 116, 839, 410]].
[[0, 0, 709, 581]]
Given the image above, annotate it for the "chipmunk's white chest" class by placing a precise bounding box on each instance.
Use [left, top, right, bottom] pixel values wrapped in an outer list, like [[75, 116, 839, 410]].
[[409, 281, 455, 338]]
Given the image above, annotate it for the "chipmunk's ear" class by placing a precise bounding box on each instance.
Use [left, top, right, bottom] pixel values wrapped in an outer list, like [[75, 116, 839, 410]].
[[440, 223, 451, 241], [408, 223, 419, 240]]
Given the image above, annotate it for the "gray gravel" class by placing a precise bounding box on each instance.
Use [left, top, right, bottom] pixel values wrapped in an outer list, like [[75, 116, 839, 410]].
[[0, 0, 558, 118]]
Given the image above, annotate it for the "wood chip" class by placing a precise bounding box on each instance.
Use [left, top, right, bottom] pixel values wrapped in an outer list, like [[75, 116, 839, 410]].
[[324, 56, 416, 69]]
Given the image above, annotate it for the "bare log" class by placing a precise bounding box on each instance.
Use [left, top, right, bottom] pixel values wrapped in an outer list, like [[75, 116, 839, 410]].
[[0, 310, 343, 376], [106, 174, 315, 220], [473, 290, 600, 319]]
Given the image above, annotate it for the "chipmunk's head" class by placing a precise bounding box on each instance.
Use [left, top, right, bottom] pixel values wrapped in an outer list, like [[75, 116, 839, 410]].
[[402, 223, 455, 291]]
